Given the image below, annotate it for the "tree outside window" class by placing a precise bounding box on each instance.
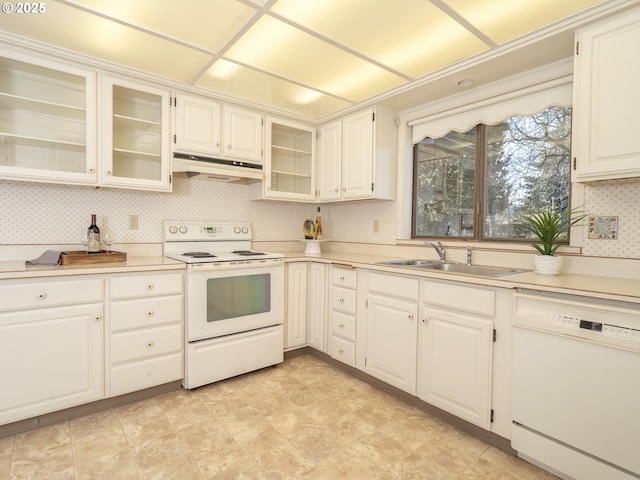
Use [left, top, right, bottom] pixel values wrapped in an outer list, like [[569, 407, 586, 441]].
[[413, 106, 572, 241]]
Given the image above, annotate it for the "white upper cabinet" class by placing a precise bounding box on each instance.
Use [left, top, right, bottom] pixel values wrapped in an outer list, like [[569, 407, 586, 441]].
[[223, 105, 263, 163], [317, 120, 342, 201], [173, 93, 221, 156], [260, 116, 316, 201], [572, 7, 640, 182], [0, 52, 97, 185], [101, 76, 171, 191], [317, 106, 397, 202]]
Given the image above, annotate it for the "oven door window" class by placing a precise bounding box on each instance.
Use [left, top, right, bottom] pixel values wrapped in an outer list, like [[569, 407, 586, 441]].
[[206, 274, 271, 322]]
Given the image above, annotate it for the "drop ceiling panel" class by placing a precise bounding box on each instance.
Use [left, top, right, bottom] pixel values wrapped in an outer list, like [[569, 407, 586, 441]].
[[0, 1, 211, 82], [223, 15, 407, 101], [198, 59, 353, 118], [444, 0, 609, 45], [271, 0, 490, 79], [65, 0, 256, 52]]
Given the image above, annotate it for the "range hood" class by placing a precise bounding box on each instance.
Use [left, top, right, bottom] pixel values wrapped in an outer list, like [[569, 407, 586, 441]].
[[172, 152, 263, 183]]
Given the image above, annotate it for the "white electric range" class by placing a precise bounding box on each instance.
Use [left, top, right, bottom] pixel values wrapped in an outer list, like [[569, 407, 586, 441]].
[[163, 221, 284, 389]]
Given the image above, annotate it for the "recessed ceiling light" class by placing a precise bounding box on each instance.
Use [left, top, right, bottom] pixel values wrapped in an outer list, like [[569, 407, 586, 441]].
[[457, 78, 475, 87]]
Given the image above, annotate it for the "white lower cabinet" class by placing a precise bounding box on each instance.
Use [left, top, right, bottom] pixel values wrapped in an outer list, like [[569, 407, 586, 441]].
[[359, 271, 419, 394], [330, 265, 357, 366], [285, 261, 327, 351], [0, 278, 104, 425], [417, 280, 495, 429], [307, 262, 328, 352], [285, 262, 308, 349], [108, 272, 184, 397]]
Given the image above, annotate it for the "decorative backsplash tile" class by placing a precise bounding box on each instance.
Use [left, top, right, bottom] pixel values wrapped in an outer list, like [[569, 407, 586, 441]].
[[0, 176, 638, 259], [0, 176, 398, 246]]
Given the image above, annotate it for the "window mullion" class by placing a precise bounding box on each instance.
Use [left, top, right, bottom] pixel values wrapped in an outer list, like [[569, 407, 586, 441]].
[[476, 125, 487, 241]]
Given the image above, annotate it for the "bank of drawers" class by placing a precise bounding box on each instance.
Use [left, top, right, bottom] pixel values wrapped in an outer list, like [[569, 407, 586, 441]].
[[109, 272, 184, 396], [329, 266, 357, 367]]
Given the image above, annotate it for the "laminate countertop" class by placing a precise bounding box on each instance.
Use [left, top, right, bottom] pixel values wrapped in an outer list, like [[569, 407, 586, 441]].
[[0, 256, 185, 280], [278, 250, 640, 305]]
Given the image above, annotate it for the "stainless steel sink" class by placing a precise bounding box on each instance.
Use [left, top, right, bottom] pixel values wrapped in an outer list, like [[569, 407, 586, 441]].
[[378, 260, 529, 277], [378, 259, 438, 267]]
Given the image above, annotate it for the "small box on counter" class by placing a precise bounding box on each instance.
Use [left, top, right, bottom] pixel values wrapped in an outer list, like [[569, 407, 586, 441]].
[[60, 250, 126, 265]]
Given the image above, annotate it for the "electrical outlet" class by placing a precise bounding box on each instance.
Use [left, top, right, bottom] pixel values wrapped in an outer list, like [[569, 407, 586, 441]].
[[129, 214, 139, 230], [373, 220, 379, 233]]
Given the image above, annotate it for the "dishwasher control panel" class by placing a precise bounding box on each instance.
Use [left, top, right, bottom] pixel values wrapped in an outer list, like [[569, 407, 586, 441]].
[[514, 291, 640, 353], [553, 313, 640, 341]]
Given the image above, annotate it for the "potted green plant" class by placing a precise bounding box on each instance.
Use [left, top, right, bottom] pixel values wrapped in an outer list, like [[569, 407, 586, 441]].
[[519, 206, 587, 275]]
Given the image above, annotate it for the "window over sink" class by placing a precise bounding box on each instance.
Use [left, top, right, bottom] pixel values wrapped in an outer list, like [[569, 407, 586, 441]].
[[412, 106, 573, 242]]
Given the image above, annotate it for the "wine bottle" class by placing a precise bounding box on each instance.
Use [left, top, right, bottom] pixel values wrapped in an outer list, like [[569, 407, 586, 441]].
[[314, 207, 323, 240], [87, 214, 100, 254]]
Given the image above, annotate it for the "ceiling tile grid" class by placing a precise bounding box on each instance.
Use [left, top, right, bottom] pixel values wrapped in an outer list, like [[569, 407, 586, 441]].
[[0, 0, 616, 119]]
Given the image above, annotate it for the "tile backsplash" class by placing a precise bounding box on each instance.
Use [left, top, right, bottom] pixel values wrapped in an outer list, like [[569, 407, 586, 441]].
[[0, 176, 638, 259], [0, 176, 398, 246]]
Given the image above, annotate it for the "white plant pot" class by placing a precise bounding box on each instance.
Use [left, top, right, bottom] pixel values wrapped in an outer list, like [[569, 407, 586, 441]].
[[533, 254, 563, 275]]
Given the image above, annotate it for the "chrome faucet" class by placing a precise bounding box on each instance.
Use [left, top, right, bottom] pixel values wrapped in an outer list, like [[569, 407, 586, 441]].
[[424, 241, 446, 262]]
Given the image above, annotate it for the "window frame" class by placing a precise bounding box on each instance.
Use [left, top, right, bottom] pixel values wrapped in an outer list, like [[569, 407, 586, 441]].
[[411, 116, 573, 244]]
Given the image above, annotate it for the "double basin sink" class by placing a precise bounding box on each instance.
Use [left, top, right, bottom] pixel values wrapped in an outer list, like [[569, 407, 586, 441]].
[[377, 259, 529, 278]]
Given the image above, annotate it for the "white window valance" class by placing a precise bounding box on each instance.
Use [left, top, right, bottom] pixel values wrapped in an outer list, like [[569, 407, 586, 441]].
[[409, 79, 572, 144]]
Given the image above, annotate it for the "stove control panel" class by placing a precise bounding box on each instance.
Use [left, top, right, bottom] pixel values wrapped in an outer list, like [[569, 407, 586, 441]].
[[165, 221, 252, 241]]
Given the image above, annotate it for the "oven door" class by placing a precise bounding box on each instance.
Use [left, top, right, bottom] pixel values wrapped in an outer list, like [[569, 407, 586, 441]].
[[185, 264, 284, 342]]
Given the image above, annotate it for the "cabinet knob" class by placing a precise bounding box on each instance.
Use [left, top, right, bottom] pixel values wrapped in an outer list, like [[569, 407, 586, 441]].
[[147, 311, 154, 317], [334, 189, 339, 193], [106, 170, 112, 175], [147, 284, 154, 290], [338, 348, 344, 354], [38, 293, 47, 299], [339, 275, 345, 281], [343, 188, 347, 192], [339, 298, 344, 303], [408, 314, 414, 320], [147, 341, 154, 348], [339, 323, 344, 328], [227, 145, 232, 149], [422, 318, 427, 324], [95, 315, 102, 321], [88, 168, 95, 173]]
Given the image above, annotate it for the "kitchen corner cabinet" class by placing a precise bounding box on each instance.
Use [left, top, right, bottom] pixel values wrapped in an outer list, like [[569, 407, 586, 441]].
[[0, 278, 104, 425], [417, 280, 494, 429], [307, 262, 328, 352], [360, 271, 419, 394], [101, 76, 172, 191], [259, 117, 316, 201], [285, 261, 327, 351], [0, 52, 97, 185], [107, 272, 184, 397], [572, 7, 640, 182], [173, 92, 221, 156], [285, 262, 308, 349], [318, 106, 397, 202]]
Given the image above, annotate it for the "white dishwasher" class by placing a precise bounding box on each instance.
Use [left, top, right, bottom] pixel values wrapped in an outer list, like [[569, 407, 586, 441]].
[[512, 290, 640, 480]]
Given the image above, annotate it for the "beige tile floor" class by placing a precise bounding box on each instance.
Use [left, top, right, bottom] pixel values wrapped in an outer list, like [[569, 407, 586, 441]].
[[0, 354, 560, 479]]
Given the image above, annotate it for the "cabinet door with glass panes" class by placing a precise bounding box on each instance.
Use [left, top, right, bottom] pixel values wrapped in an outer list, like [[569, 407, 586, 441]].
[[0, 52, 97, 185], [101, 76, 171, 191], [264, 117, 316, 201]]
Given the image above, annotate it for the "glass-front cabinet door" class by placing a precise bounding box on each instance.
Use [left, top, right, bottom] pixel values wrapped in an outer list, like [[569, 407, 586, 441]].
[[0, 52, 96, 185], [264, 117, 315, 201], [101, 76, 171, 191]]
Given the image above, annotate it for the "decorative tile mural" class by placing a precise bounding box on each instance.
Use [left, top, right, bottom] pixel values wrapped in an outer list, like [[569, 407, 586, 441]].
[[582, 179, 640, 259]]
